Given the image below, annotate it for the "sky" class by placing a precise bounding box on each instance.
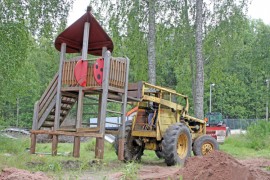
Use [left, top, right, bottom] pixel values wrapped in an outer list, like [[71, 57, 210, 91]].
[[67, 0, 270, 26]]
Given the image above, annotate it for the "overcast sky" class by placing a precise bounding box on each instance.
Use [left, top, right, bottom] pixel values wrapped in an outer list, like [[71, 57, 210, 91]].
[[67, 0, 270, 26]]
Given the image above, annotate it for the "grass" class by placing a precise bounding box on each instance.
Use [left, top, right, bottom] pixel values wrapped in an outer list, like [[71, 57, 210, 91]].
[[0, 137, 125, 179], [121, 162, 141, 180], [220, 135, 270, 159], [1, 124, 270, 179]]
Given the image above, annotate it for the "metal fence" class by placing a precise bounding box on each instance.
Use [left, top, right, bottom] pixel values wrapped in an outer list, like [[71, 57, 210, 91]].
[[223, 119, 262, 130]]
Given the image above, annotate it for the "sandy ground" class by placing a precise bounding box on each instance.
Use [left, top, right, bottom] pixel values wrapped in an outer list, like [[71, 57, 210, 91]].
[[1, 151, 270, 180]]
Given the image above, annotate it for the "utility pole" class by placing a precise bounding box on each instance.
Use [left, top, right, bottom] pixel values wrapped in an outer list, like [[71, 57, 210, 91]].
[[16, 98, 19, 127], [209, 83, 215, 113], [266, 79, 269, 121]]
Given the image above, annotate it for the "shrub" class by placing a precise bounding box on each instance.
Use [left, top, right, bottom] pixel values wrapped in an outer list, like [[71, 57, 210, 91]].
[[246, 120, 270, 150]]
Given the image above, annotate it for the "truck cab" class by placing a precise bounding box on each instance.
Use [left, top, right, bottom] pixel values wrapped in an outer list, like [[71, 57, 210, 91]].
[[205, 112, 228, 143]]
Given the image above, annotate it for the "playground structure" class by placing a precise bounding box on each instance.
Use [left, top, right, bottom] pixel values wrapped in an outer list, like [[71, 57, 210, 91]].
[[30, 7, 131, 160], [30, 7, 219, 164]]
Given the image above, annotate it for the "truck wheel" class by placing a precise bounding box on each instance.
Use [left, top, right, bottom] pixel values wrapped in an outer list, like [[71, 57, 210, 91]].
[[155, 150, 164, 159], [162, 123, 192, 166], [114, 120, 144, 162], [192, 135, 219, 156]]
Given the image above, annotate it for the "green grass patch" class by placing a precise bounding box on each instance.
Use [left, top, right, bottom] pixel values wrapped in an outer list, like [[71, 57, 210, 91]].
[[220, 134, 270, 159], [121, 162, 141, 180], [220, 121, 270, 159], [0, 137, 125, 179]]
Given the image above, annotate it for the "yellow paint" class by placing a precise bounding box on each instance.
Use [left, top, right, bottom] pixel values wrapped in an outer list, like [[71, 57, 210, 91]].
[[144, 142, 157, 150], [132, 130, 156, 137], [177, 133, 188, 158]]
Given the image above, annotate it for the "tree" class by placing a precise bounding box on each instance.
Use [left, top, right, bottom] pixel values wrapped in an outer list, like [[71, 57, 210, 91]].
[[147, 0, 156, 84], [194, 0, 204, 119], [0, 0, 73, 127]]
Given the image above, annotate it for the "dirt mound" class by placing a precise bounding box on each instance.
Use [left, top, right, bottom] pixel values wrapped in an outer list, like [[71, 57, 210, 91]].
[[0, 168, 51, 180], [183, 151, 270, 180]]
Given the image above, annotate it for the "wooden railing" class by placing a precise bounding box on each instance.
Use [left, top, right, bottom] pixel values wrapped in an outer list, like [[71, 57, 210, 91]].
[[32, 73, 58, 130], [62, 57, 127, 89]]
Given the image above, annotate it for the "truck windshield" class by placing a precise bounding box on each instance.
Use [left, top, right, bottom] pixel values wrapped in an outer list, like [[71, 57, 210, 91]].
[[207, 113, 222, 125]]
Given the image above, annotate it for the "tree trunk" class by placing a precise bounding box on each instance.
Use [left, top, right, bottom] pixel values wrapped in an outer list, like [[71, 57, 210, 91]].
[[147, 0, 156, 85], [183, 0, 196, 105], [194, 0, 204, 119]]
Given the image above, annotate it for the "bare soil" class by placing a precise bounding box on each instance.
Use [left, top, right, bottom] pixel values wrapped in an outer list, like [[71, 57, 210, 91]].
[[1, 151, 270, 180], [0, 168, 51, 180], [109, 151, 270, 180]]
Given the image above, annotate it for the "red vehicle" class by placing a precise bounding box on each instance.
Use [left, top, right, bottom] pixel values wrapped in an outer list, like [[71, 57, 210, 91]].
[[205, 112, 230, 143]]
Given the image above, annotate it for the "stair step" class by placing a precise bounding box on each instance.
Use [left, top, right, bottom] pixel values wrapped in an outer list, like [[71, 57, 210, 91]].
[[62, 96, 76, 100], [50, 111, 68, 116], [61, 105, 72, 110], [62, 92, 78, 99], [46, 115, 64, 122], [61, 98, 76, 104], [42, 121, 54, 127]]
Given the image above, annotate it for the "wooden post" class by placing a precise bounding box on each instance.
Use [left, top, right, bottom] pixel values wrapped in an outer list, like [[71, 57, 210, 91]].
[[96, 50, 111, 159], [102, 47, 107, 57], [32, 101, 39, 130], [118, 57, 130, 160], [73, 136, 81, 157], [95, 94, 103, 158], [30, 101, 39, 154], [82, 22, 90, 60], [73, 88, 84, 157], [73, 19, 89, 157], [30, 134, 37, 154], [54, 43, 66, 129], [52, 135, 58, 156], [52, 42, 66, 156], [95, 47, 106, 158]]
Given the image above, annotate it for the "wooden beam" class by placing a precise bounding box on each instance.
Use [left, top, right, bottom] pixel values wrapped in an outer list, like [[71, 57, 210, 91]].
[[118, 57, 130, 160], [73, 137, 80, 157], [77, 127, 99, 132], [82, 22, 90, 60], [61, 86, 102, 92], [52, 135, 58, 156], [95, 138, 104, 159], [102, 47, 107, 57], [96, 50, 111, 159], [76, 88, 84, 128], [95, 94, 102, 158], [39, 73, 58, 109], [30, 130, 103, 137], [32, 101, 39, 130], [30, 134, 36, 154], [99, 51, 111, 134], [37, 98, 56, 129], [54, 43, 66, 130]]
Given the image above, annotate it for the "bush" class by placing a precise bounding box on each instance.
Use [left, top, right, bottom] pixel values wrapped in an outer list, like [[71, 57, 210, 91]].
[[246, 120, 270, 150]]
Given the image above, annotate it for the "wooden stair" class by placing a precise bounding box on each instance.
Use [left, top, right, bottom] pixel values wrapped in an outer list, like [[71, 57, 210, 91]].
[[33, 73, 78, 130], [40, 95, 77, 128]]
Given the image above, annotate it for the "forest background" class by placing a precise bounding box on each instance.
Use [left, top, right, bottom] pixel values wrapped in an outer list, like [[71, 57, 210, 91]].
[[0, 0, 269, 128]]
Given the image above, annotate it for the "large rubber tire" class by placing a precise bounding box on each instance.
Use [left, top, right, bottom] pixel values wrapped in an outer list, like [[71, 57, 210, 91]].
[[155, 150, 164, 159], [162, 123, 192, 166], [192, 135, 219, 156], [114, 120, 144, 162]]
